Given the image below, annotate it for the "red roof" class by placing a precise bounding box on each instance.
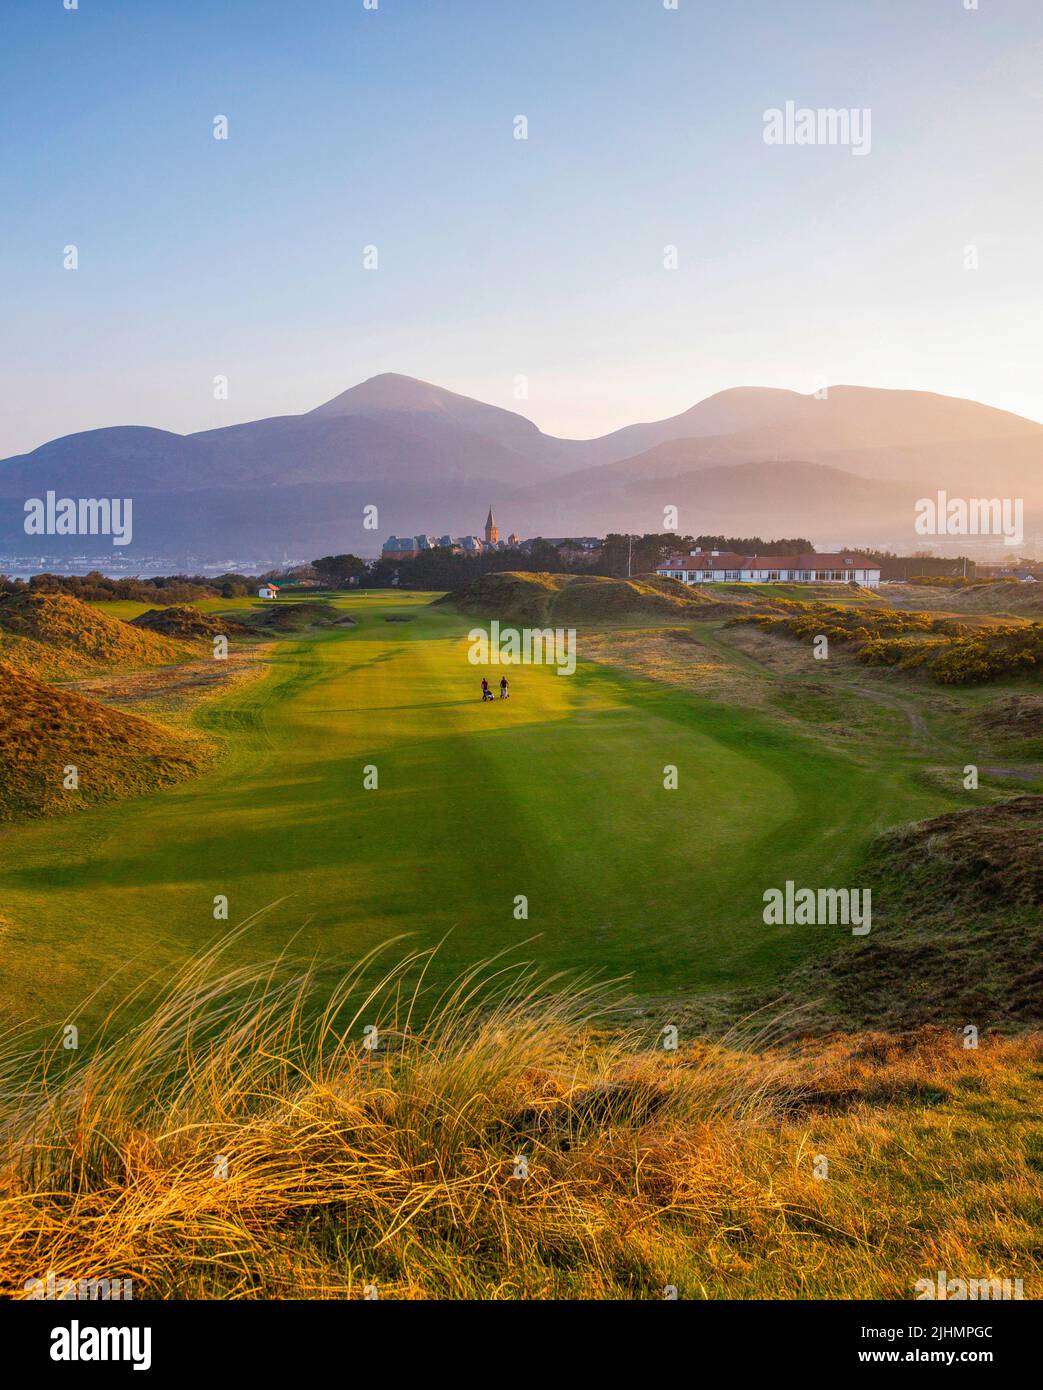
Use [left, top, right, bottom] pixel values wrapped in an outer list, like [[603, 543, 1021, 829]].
[[745, 553, 871, 569], [658, 551, 748, 570], [657, 552, 876, 572]]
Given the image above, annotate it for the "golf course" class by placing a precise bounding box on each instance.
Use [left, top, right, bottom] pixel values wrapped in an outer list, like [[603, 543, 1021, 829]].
[[0, 584, 972, 1029], [2, 578, 1041, 1302]]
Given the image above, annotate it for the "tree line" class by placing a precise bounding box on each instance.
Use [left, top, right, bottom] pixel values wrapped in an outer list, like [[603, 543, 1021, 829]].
[[0, 571, 278, 601], [1, 533, 821, 601], [308, 534, 816, 590]]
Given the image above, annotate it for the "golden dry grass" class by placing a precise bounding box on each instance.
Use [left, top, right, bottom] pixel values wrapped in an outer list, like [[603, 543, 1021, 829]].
[[0, 661, 214, 820], [1, 930, 1039, 1300], [580, 627, 759, 703], [65, 646, 269, 726], [0, 591, 196, 680]]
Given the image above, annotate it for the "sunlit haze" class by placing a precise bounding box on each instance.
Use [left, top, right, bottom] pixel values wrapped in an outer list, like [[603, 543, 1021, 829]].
[[3, 0, 1043, 456]]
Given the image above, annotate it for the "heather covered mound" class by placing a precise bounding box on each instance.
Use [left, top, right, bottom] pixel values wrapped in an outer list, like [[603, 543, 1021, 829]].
[[0, 591, 194, 678], [439, 570, 739, 626], [129, 605, 248, 640], [870, 794, 1043, 917], [244, 600, 347, 632], [761, 797, 1043, 1033], [0, 661, 213, 820], [929, 581, 1043, 618], [976, 693, 1043, 750]]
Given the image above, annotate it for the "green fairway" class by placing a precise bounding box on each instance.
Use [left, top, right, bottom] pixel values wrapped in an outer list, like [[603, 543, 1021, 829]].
[[1, 591, 955, 1028]]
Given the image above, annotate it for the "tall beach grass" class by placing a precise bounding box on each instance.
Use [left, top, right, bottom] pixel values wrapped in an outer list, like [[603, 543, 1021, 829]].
[[2, 923, 1039, 1300]]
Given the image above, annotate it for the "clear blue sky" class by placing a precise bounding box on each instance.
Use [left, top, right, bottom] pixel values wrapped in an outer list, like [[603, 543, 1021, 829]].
[[2, 0, 1042, 454]]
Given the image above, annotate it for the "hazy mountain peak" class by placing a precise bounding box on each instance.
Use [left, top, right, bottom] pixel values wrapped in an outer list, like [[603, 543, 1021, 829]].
[[2, 373, 1040, 565], [310, 373, 478, 418], [306, 371, 571, 470]]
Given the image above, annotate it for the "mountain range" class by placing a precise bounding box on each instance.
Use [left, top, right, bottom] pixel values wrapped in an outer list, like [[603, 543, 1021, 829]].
[[2, 373, 1041, 564]]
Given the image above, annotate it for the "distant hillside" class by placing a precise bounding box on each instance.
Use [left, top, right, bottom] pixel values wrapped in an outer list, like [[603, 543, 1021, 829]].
[[555, 383, 1043, 469], [2, 374, 1040, 559], [440, 571, 738, 626], [0, 592, 196, 679], [531, 387, 1043, 548], [0, 661, 213, 820], [533, 458, 920, 549]]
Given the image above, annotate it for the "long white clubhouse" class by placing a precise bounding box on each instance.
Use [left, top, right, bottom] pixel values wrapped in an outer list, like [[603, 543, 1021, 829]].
[[656, 548, 881, 587]]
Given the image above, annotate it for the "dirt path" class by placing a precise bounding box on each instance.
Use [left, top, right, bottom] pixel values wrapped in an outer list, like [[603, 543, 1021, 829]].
[[847, 681, 931, 749]]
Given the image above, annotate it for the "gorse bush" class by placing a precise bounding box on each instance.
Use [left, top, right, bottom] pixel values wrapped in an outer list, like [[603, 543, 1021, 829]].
[[929, 626, 1043, 684], [729, 601, 965, 641], [857, 638, 949, 670], [729, 603, 1043, 685]]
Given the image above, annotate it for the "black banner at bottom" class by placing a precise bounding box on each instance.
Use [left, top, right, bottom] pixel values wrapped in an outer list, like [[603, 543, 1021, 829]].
[[1, 1297, 1034, 1373]]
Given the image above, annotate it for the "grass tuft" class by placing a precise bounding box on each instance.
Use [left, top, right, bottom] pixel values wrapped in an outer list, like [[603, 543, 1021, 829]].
[[2, 929, 1039, 1300]]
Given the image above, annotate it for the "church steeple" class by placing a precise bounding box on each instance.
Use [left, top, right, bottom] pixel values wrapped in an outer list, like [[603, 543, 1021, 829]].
[[484, 507, 499, 545]]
